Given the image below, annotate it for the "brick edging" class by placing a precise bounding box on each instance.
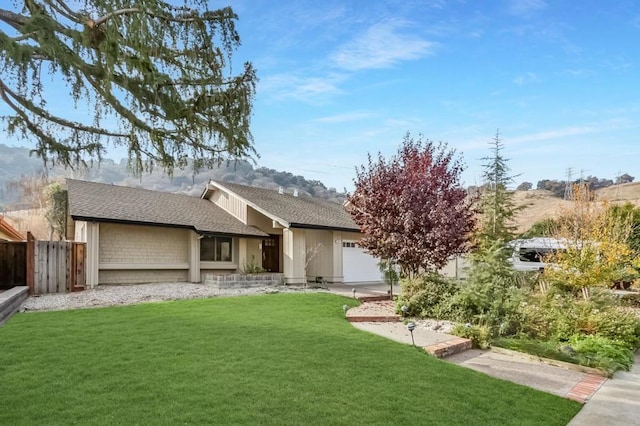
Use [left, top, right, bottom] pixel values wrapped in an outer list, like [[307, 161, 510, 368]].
[[565, 374, 607, 404], [347, 315, 400, 323], [425, 338, 473, 358], [357, 295, 392, 302]]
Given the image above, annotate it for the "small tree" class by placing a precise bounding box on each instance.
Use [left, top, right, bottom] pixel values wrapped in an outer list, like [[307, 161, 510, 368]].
[[378, 259, 399, 297], [474, 130, 521, 251], [44, 182, 67, 240], [347, 133, 475, 278], [544, 185, 635, 299]]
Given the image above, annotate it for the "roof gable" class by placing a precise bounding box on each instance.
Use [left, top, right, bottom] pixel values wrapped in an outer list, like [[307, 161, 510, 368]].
[[66, 179, 267, 237], [210, 181, 360, 232]]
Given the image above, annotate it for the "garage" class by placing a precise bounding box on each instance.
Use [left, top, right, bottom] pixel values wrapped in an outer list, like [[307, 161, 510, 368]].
[[342, 241, 383, 283]]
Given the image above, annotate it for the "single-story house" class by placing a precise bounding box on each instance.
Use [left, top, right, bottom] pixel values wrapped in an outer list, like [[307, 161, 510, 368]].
[[0, 215, 24, 241], [66, 179, 383, 287]]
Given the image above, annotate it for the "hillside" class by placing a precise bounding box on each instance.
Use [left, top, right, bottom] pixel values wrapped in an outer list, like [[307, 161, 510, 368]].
[[0, 144, 347, 210], [511, 182, 640, 234]]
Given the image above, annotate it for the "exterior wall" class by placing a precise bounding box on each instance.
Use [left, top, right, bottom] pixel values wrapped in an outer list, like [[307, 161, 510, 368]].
[[304, 229, 334, 282], [244, 238, 262, 270], [100, 270, 189, 284], [97, 223, 190, 285], [209, 190, 247, 223], [440, 256, 470, 279], [247, 207, 283, 234], [99, 223, 189, 266], [331, 231, 344, 283], [74, 220, 87, 242], [188, 231, 200, 283], [282, 228, 306, 284]]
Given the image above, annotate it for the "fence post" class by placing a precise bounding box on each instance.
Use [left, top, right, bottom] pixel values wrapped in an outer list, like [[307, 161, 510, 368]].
[[26, 232, 35, 295]]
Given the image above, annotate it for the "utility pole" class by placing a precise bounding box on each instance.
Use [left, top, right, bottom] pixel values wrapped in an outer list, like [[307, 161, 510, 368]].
[[564, 168, 574, 201]]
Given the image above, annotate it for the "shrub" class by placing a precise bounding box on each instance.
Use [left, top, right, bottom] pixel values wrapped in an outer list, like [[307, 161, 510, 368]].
[[452, 323, 492, 349], [518, 289, 640, 350], [570, 335, 635, 374], [240, 259, 264, 274], [397, 273, 460, 319]]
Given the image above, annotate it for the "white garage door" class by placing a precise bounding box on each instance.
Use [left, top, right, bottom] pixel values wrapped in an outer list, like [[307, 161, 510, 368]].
[[342, 242, 383, 283]]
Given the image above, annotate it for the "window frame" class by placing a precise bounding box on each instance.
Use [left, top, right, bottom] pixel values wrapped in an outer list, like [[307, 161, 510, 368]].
[[200, 235, 234, 262]]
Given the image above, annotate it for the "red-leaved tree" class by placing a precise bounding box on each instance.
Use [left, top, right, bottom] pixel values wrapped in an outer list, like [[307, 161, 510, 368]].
[[347, 133, 476, 278]]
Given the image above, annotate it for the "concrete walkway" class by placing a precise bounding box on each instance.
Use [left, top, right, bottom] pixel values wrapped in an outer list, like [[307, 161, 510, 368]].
[[328, 283, 640, 424], [351, 320, 599, 400], [568, 352, 640, 426]]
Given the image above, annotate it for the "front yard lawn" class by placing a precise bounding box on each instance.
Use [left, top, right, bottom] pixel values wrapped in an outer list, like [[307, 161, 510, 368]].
[[0, 293, 580, 425]]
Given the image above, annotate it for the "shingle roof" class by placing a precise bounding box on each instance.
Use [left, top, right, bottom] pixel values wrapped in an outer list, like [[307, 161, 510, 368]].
[[212, 181, 360, 232], [66, 179, 267, 237]]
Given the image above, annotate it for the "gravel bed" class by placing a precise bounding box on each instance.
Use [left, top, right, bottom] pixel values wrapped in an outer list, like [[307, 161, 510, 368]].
[[19, 282, 318, 312], [413, 318, 456, 334]]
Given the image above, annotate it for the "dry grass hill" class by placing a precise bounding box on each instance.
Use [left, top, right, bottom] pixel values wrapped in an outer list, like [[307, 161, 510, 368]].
[[511, 182, 640, 234]]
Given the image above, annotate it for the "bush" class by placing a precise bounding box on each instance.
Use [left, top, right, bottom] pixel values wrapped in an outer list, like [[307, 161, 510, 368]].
[[518, 289, 640, 350], [452, 323, 492, 349], [397, 273, 460, 319], [570, 335, 635, 374]]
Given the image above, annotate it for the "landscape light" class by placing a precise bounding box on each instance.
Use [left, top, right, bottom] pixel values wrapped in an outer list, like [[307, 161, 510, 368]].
[[401, 305, 408, 317], [342, 304, 349, 315], [407, 322, 416, 346]]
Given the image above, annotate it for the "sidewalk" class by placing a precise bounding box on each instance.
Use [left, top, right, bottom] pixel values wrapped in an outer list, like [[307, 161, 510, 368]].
[[568, 352, 640, 426], [328, 285, 640, 424]]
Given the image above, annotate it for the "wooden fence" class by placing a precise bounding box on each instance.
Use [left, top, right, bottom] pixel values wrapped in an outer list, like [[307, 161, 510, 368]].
[[0, 242, 26, 290], [0, 233, 85, 294], [33, 240, 86, 295]]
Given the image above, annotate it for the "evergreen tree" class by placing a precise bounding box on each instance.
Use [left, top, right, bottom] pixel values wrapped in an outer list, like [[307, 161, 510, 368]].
[[0, 1, 256, 174], [474, 130, 521, 252]]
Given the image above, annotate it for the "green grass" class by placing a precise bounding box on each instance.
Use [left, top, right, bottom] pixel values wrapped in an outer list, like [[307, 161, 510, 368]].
[[0, 293, 580, 425]]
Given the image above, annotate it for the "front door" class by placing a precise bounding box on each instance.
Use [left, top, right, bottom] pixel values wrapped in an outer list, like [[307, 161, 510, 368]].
[[262, 236, 279, 272]]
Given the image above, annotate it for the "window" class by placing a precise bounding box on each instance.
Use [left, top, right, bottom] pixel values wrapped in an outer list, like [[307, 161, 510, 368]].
[[200, 236, 233, 262], [518, 248, 562, 262], [342, 241, 357, 248]]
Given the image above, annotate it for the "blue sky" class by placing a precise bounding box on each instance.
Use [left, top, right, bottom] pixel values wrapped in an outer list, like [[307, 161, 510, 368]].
[[3, 0, 640, 191], [229, 0, 640, 190]]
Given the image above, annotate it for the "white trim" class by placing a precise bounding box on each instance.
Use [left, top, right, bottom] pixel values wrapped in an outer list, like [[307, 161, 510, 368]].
[[99, 263, 189, 270], [200, 261, 238, 270]]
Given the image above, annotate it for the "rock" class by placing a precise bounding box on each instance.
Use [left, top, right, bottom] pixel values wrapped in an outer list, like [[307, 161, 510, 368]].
[[560, 345, 577, 356]]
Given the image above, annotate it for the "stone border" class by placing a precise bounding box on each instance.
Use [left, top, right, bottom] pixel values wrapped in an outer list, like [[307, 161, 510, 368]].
[[490, 347, 607, 377], [0, 286, 29, 326]]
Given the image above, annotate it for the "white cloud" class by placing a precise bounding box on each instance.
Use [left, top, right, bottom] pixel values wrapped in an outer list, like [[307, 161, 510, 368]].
[[507, 0, 547, 16], [513, 72, 541, 86], [509, 126, 597, 144], [331, 20, 436, 71], [259, 73, 347, 104]]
